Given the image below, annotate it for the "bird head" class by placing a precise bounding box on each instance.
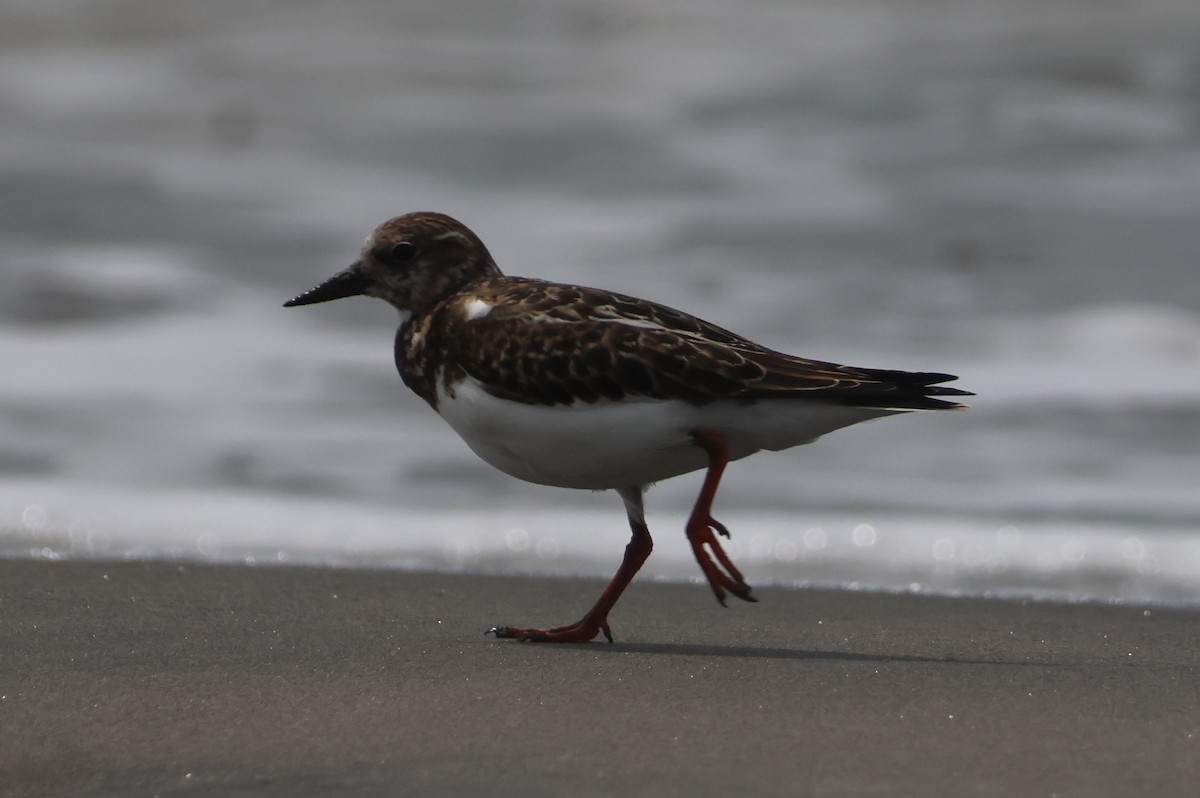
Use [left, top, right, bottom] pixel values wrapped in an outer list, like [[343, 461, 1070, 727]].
[[284, 212, 501, 317]]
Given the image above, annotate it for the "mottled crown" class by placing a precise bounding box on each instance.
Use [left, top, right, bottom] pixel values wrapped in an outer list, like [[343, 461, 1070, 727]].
[[357, 212, 502, 316]]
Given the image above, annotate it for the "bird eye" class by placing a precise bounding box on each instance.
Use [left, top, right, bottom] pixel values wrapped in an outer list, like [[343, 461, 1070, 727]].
[[377, 241, 416, 265]]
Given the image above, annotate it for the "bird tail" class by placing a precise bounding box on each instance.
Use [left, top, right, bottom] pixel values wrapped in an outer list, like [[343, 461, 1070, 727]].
[[838, 369, 972, 410]]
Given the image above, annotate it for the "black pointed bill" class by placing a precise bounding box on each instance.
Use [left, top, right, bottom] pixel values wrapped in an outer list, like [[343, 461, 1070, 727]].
[[283, 264, 370, 307]]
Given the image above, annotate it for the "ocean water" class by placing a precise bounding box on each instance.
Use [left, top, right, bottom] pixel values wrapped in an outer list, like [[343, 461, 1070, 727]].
[[3, 0, 1199, 605]]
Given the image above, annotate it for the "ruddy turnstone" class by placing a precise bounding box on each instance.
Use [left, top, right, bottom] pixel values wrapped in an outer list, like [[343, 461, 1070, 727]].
[[285, 212, 970, 643]]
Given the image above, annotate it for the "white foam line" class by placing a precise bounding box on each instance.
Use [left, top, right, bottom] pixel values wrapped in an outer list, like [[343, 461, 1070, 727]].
[[3, 479, 1198, 606]]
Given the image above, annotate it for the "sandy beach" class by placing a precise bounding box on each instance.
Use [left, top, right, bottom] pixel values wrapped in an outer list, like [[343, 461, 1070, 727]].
[[2, 559, 1196, 797]]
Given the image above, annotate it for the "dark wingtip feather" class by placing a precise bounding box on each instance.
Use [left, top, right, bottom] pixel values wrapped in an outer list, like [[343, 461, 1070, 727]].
[[834, 368, 973, 410]]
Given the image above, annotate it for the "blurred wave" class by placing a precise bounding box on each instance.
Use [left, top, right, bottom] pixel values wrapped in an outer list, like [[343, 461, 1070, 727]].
[[2, 0, 1199, 603]]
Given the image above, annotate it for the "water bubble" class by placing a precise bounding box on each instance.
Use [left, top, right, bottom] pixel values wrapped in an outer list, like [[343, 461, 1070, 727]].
[[196, 532, 221, 557], [851, 524, 876, 547], [1060, 538, 1086, 564], [932, 539, 956, 562], [86, 528, 112, 554], [748, 534, 773, 558], [773, 539, 798, 562], [534, 538, 560, 560], [68, 522, 93, 554], [996, 525, 1021, 547], [802, 528, 827, 551], [454, 540, 480, 561], [22, 505, 47, 531], [505, 528, 530, 552]]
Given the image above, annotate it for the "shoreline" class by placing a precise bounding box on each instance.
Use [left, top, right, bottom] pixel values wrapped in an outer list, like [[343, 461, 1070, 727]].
[[3, 559, 1197, 797]]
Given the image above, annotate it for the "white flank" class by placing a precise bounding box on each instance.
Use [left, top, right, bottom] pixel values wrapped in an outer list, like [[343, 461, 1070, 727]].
[[435, 376, 900, 490]]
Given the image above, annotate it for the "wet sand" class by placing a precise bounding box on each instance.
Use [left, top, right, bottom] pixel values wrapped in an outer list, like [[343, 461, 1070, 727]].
[[2, 559, 1197, 797]]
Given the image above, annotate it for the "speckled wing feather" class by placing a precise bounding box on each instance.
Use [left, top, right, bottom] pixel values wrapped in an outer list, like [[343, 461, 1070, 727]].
[[409, 277, 970, 410]]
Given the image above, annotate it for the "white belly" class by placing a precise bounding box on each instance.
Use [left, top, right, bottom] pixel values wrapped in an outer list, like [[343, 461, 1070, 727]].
[[434, 376, 900, 490]]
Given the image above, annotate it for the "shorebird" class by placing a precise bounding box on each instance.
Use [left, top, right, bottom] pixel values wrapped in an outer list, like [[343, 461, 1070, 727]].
[[285, 212, 970, 643]]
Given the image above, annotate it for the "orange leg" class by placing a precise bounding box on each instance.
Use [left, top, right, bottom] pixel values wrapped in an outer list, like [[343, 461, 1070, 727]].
[[489, 487, 652, 643], [687, 429, 755, 605]]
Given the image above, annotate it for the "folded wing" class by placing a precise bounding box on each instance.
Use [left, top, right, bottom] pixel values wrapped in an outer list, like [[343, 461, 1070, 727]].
[[451, 279, 972, 410]]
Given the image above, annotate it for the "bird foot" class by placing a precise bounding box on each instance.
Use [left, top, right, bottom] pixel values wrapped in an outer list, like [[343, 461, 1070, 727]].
[[687, 516, 755, 606], [487, 618, 613, 644]]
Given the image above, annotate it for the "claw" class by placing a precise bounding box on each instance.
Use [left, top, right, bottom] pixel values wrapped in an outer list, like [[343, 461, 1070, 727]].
[[486, 620, 607, 643], [710, 517, 731, 538]]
